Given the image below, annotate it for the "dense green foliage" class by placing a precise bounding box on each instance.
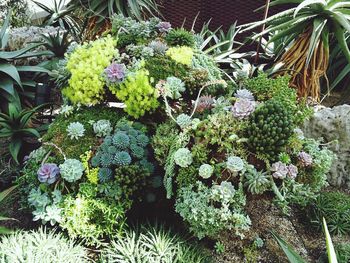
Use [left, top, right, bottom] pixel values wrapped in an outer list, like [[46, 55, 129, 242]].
[[308, 191, 350, 235]]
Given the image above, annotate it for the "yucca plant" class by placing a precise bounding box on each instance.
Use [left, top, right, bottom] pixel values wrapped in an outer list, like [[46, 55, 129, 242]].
[[0, 10, 52, 108], [0, 102, 47, 163], [0, 185, 17, 235], [32, 0, 82, 41], [38, 30, 72, 58], [68, 0, 160, 39], [242, 0, 350, 100]]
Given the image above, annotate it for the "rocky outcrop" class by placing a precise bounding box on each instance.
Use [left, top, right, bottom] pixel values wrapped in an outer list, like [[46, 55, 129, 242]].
[[213, 196, 311, 263], [302, 105, 350, 189]]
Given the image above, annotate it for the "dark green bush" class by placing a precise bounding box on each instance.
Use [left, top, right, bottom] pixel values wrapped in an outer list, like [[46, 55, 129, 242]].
[[165, 28, 196, 47]]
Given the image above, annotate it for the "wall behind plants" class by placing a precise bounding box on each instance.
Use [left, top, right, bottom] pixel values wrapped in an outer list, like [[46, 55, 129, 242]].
[[159, 0, 291, 32]]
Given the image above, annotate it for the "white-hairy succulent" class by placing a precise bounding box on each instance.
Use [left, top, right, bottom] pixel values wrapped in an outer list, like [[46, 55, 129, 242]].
[[60, 105, 74, 117], [59, 159, 84, 183], [93, 119, 113, 137], [67, 122, 85, 140], [174, 148, 193, 168]]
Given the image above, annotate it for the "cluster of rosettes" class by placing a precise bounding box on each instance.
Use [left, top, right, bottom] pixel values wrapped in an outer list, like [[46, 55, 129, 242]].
[[62, 36, 117, 105], [271, 161, 298, 180], [246, 99, 294, 160], [91, 122, 153, 183]]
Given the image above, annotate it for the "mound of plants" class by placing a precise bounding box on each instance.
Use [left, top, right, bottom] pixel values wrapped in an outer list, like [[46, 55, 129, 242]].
[[153, 73, 334, 239], [0, 228, 89, 263], [55, 15, 227, 119], [100, 225, 212, 263], [17, 106, 155, 245]]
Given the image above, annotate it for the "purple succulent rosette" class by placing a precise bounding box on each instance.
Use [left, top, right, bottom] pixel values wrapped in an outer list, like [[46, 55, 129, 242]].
[[271, 161, 288, 179], [287, 164, 298, 179], [298, 151, 313, 167], [37, 163, 60, 184], [104, 62, 127, 84], [157, 22, 172, 33], [231, 98, 256, 119]]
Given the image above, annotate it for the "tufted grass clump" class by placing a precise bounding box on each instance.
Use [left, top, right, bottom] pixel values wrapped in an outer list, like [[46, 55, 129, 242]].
[[100, 225, 212, 263], [307, 191, 350, 235], [0, 228, 89, 263]]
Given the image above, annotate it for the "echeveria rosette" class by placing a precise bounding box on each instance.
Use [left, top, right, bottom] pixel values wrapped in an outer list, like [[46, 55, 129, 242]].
[[298, 151, 313, 167], [93, 119, 113, 137], [37, 163, 60, 184], [226, 156, 244, 175], [234, 89, 255, 101], [105, 62, 127, 84], [157, 21, 172, 33], [287, 164, 298, 179], [271, 161, 288, 179], [231, 99, 255, 119], [199, 164, 214, 179], [59, 159, 84, 183], [174, 148, 193, 168]]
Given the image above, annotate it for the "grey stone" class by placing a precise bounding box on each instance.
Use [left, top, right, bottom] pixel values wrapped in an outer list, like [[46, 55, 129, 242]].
[[302, 105, 350, 188]]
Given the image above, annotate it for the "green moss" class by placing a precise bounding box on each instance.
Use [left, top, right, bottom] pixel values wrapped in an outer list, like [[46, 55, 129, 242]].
[[144, 55, 190, 84], [42, 106, 125, 160]]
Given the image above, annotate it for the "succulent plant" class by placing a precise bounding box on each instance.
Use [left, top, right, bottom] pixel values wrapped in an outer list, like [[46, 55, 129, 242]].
[[226, 156, 244, 174], [176, 114, 192, 130], [67, 122, 85, 140], [100, 153, 114, 167], [98, 168, 113, 183], [165, 28, 195, 47], [136, 134, 149, 148], [105, 62, 127, 83], [174, 148, 193, 168], [103, 135, 113, 146], [60, 105, 74, 117], [130, 144, 144, 159], [298, 151, 313, 167], [59, 159, 84, 183], [234, 89, 255, 101], [139, 159, 155, 173], [246, 100, 294, 160], [287, 164, 298, 179], [148, 40, 168, 54], [244, 165, 270, 194], [107, 145, 118, 155], [198, 164, 214, 179], [37, 163, 60, 184], [231, 99, 255, 119], [112, 132, 130, 150], [164, 76, 186, 99], [157, 21, 172, 33], [93, 120, 113, 137], [114, 151, 132, 166], [271, 161, 288, 179], [196, 95, 214, 113]]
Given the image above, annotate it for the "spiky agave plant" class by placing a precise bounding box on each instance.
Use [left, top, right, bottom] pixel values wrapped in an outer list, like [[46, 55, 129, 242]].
[[242, 0, 350, 100]]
